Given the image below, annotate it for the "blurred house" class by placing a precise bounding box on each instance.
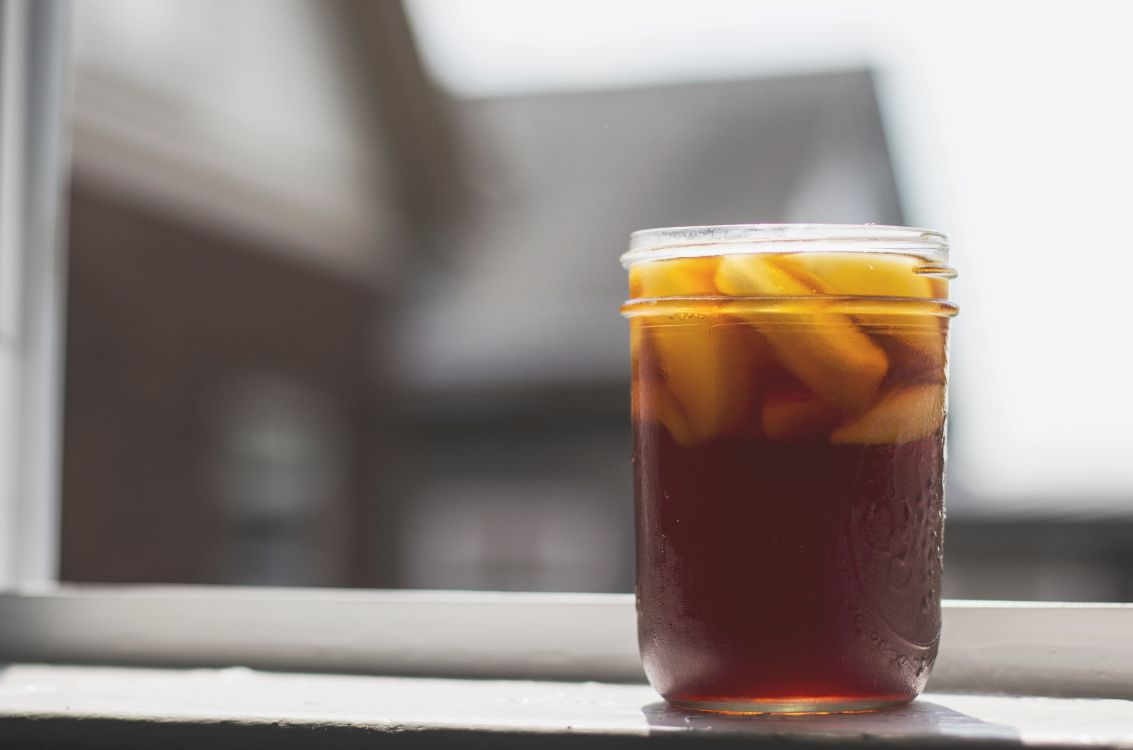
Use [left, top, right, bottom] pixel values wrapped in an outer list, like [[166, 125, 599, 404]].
[[60, 0, 901, 592], [58, 0, 1133, 601]]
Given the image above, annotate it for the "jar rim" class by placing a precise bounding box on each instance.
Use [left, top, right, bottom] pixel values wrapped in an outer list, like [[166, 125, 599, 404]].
[[620, 224, 949, 268]]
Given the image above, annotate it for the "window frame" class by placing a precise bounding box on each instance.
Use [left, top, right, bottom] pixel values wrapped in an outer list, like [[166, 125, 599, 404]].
[[0, 0, 1131, 705], [0, 0, 69, 586]]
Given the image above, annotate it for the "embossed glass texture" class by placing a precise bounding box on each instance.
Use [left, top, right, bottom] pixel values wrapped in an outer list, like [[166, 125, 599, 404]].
[[622, 225, 957, 714]]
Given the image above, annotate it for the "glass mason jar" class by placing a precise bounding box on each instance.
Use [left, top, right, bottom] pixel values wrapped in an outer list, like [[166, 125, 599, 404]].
[[621, 225, 958, 714]]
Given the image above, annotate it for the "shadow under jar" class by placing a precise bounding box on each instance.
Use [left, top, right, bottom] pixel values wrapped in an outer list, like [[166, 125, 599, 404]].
[[621, 225, 958, 714]]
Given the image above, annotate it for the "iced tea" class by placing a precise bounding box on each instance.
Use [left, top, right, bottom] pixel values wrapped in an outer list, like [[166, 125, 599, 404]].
[[623, 226, 956, 713]]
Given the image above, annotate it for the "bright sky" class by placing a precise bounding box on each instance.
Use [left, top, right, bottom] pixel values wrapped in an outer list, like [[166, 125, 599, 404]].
[[406, 0, 1133, 506]]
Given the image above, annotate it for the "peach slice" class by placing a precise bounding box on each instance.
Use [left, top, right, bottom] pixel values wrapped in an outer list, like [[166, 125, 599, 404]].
[[761, 390, 841, 442], [773, 252, 944, 299], [647, 321, 757, 445], [656, 387, 699, 448], [714, 254, 888, 413], [633, 380, 699, 448], [830, 383, 945, 445], [774, 252, 947, 361], [631, 323, 697, 445], [630, 256, 721, 299]]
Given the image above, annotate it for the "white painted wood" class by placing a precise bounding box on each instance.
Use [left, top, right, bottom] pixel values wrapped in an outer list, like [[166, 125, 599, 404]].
[[0, 587, 1131, 699], [932, 600, 1133, 700], [0, 0, 69, 585], [0, 0, 31, 589], [0, 586, 644, 682], [0, 664, 1131, 746]]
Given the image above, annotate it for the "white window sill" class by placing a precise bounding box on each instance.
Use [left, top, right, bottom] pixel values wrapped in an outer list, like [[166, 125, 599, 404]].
[[0, 664, 1132, 748], [0, 586, 1131, 746], [2, 586, 1132, 698]]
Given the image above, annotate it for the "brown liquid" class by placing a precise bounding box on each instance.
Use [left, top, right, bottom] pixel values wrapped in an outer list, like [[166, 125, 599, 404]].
[[626, 251, 953, 712], [634, 423, 943, 709]]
